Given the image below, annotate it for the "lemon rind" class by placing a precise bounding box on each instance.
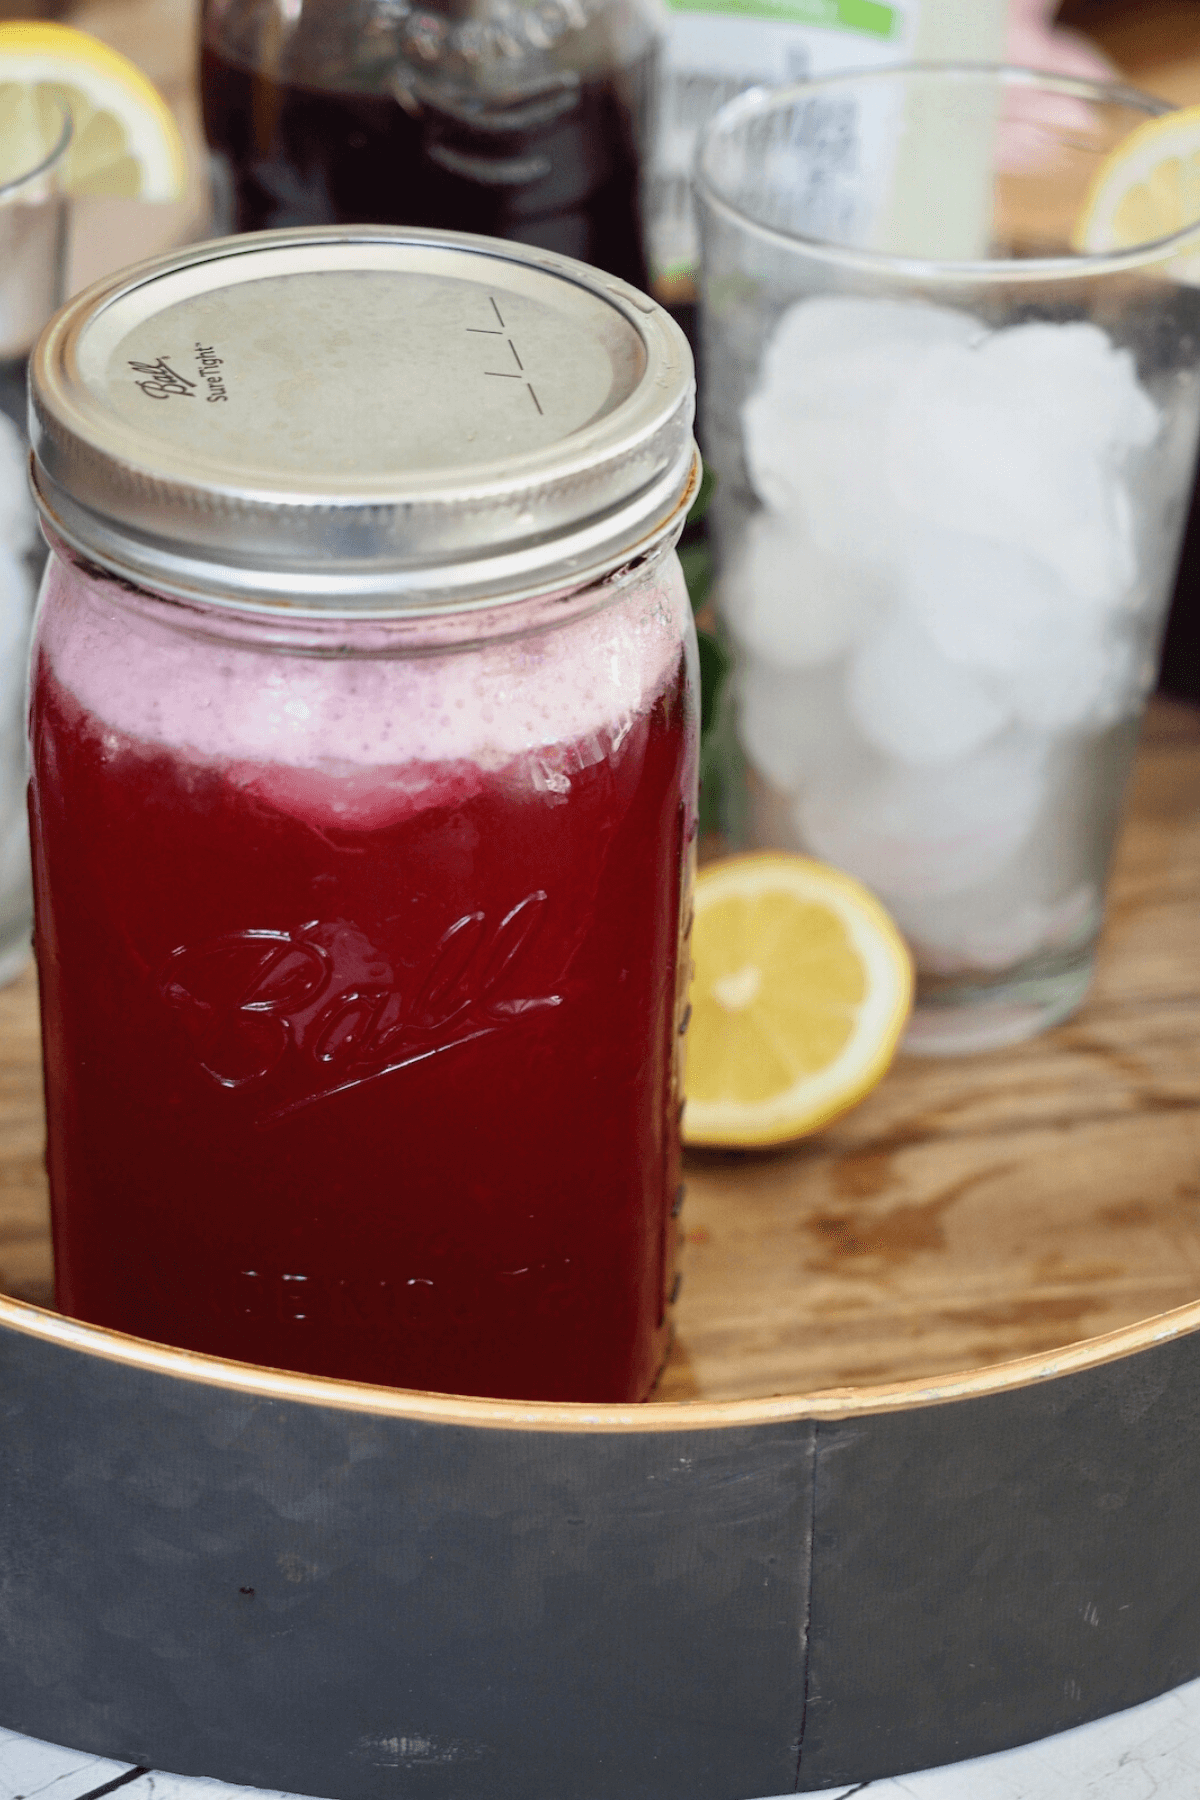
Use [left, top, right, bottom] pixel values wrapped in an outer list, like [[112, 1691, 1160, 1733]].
[[0, 23, 187, 201], [682, 853, 913, 1149], [1073, 102, 1200, 280]]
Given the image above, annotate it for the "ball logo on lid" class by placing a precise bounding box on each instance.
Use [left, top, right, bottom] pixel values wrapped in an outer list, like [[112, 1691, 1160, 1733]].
[[127, 354, 197, 401]]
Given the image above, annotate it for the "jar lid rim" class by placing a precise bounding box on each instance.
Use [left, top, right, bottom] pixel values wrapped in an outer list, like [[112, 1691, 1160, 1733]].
[[30, 227, 696, 610]]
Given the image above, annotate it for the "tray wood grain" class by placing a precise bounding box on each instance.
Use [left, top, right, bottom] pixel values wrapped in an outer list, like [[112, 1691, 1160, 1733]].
[[665, 697, 1200, 1398]]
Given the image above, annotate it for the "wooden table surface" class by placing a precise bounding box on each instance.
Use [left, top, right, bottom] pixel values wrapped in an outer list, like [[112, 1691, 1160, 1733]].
[[2, 697, 1196, 1405], [1061, 0, 1200, 107]]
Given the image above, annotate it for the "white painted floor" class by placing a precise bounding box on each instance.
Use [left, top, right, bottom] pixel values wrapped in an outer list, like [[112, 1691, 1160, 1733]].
[[5, 1675, 1200, 1800]]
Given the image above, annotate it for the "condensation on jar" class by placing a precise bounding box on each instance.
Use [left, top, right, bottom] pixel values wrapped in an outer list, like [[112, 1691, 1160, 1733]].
[[27, 228, 699, 1404]]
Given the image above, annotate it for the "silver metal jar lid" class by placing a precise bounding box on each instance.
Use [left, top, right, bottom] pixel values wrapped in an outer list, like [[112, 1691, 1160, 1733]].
[[29, 227, 697, 613]]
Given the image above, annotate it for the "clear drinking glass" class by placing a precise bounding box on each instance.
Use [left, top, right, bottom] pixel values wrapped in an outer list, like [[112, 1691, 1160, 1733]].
[[695, 67, 1200, 1054], [0, 95, 69, 986]]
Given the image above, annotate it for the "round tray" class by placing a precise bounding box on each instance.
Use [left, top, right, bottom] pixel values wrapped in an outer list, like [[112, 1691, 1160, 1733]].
[[1, 697, 1197, 1800]]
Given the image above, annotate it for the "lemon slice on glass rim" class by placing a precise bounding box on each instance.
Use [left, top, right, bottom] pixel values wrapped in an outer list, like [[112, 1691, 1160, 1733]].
[[683, 853, 913, 1150], [0, 21, 186, 200], [1074, 102, 1200, 280]]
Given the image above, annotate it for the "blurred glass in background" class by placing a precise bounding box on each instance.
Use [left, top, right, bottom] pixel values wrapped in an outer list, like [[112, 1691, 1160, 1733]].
[[0, 90, 68, 984], [695, 66, 1200, 1052]]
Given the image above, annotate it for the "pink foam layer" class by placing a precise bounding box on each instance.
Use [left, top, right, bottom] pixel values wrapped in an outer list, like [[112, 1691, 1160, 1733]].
[[36, 554, 689, 785]]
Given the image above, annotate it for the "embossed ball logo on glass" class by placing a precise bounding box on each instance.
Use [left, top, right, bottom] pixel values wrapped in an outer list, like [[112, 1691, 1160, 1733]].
[[158, 892, 559, 1113]]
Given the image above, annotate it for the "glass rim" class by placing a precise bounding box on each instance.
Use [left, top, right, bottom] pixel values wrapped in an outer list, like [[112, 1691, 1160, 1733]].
[[694, 63, 1194, 286], [0, 91, 72, 201]]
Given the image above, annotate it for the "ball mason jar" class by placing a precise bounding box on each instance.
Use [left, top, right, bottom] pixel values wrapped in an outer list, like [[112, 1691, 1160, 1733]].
[[28, 228, 698, 1404], [200, 0, 658, 289]]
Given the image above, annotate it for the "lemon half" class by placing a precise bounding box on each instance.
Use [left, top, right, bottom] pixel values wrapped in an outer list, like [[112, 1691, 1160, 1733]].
[[0, 22, 186, 200], [683, 853, 913, 1149], [1074, 104, 1200, 280]]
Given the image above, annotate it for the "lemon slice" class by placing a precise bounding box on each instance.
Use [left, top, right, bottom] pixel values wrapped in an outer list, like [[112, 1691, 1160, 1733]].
[[0, 22, 186, 200], [1074, 104, 1200, 280], [683, 853, 913, 1148]]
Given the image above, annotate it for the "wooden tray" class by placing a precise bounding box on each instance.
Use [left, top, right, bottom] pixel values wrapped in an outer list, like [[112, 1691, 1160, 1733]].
[[663, 696, 1200, 1401], [0, 696, 1197, 1800]]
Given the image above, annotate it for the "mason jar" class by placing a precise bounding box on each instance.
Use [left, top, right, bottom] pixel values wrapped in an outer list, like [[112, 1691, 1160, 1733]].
[[28, 227, 698, 1404], [200, 0, 658, 289]]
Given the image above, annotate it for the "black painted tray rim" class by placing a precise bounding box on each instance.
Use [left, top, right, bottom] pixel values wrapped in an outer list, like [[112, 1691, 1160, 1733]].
[[5, 1285, 1199, 1428]]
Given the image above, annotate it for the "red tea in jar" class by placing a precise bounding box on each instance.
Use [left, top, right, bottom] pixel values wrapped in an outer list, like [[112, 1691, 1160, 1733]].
[[27, 229, 698, 1403]]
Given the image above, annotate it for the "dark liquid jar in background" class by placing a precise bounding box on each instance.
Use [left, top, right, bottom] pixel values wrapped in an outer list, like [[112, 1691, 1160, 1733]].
[[27, 228, 698, 1404], [200, 0, 657, 289]]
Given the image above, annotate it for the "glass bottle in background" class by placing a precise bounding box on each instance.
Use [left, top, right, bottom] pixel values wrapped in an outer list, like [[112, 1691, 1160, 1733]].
[[646, 0, 1008, 321], [199, 0, 657, 289], [0, 92, 69, 985]]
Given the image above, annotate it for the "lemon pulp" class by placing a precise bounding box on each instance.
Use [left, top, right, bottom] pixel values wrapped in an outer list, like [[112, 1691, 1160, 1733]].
[[684, 853, 912, 1148]]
